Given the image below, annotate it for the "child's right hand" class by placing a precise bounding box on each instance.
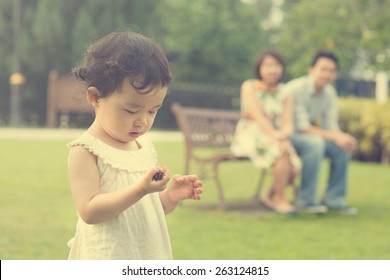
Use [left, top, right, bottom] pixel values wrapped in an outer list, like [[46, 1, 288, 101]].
[[139, 166, 170, 194]]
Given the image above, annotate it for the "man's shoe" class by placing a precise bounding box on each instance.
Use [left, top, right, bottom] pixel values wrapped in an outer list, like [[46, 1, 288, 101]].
[[327, 205, 358, 215], [297, 204, 328, 214]]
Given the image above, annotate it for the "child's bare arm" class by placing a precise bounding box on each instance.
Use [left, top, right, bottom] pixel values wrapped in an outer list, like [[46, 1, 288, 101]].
[[159, 175, 203, 214], [68, 146, 170, 224]]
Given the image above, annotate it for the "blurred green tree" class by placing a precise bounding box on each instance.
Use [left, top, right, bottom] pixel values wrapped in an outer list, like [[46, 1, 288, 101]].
[[2, 0, 387, 126], [0, 0, 270, 125], [155, 0, 271, 83], [0, 0, 159, 125], [274, 0, 390, 79]]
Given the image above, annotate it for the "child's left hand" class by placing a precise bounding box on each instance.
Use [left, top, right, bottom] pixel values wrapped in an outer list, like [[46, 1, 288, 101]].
[[168, 175, 203, 202]]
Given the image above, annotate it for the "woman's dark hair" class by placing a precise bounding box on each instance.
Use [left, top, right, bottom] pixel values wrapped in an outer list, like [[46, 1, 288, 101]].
[[73, 31, 172, 96], [254, 50, 285, 81], [311, 50, 339, 69]]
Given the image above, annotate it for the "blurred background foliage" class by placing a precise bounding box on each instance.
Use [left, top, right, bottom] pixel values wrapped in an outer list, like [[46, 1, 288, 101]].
[[277, 0, 390, 78], [338, 98, 390, 163], [0, 0, 389, 161]]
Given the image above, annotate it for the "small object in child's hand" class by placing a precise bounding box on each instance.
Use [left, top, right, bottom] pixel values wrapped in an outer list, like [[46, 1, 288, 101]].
[[153, 172, 164, 180]]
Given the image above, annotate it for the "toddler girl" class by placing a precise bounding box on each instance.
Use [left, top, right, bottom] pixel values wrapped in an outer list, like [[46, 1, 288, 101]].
[[67, 31, 203, 259]]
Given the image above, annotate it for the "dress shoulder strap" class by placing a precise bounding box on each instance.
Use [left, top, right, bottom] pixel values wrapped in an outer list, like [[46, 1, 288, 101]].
[[67, 132, 157, 171]]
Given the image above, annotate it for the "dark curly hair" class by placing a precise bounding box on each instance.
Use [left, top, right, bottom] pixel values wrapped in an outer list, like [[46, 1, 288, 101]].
[[73, 31, 172, 96]]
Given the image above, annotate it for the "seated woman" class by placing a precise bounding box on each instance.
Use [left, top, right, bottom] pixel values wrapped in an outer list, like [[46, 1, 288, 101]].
[[231, 51, 301, 214]]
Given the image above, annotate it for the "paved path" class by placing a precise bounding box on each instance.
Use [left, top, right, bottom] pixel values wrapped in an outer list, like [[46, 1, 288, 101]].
[[0, 128, 183, 142]]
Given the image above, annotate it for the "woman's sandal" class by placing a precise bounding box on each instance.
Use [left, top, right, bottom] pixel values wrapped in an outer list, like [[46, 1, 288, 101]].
[[260, 197, 275, 211], [273, 200, 296, 214]]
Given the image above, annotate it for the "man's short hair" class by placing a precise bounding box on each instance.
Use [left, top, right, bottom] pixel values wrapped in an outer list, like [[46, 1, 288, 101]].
[[311, 51, 339, 69]]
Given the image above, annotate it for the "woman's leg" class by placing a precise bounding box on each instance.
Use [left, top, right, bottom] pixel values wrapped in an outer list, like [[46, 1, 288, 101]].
[[272, 154, 290, 201], [265, 153, 295, 213]]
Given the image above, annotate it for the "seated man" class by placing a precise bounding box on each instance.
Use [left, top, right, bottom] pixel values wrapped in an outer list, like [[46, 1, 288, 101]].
[[286, 51, 358, 215]]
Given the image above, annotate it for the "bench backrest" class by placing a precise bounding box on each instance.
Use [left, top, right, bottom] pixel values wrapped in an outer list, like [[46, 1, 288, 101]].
[[171, 103, 240, 148], [46, 71, 93, 127]]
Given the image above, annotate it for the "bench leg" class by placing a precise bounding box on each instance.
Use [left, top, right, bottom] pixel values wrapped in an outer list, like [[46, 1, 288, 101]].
[[185, 150, 191, 175], [212, 161, 226, 211], [252, 169, 268, 202]]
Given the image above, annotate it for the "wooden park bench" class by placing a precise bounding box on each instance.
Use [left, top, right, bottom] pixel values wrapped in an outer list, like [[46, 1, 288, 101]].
[[46, 71, 93, 128], [171, 102, 270, 210]]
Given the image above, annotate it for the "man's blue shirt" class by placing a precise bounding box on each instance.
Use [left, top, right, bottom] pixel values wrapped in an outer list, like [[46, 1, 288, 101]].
[[284, 75, 339, 132]]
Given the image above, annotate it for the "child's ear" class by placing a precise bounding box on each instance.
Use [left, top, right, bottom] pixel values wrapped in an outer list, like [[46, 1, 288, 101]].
[[86, 87, 101, 107]]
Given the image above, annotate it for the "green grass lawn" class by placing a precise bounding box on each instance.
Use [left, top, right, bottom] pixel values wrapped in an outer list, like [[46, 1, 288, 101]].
[[1, 138, 389, 259]]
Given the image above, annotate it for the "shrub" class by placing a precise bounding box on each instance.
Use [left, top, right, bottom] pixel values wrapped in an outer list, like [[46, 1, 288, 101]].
[[338, 98, 390, 164]]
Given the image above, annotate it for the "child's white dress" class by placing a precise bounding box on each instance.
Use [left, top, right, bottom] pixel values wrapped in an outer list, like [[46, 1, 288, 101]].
[[67, 132, 172, 260]]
